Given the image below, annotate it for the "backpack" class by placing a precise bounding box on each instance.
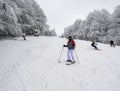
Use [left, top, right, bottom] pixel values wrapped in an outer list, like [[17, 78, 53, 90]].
[[68, 40, 75, 49]]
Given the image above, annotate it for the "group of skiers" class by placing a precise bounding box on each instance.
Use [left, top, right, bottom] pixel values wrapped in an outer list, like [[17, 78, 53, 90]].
[[63, 36, 115, 65], [91, 40, 115, 50]]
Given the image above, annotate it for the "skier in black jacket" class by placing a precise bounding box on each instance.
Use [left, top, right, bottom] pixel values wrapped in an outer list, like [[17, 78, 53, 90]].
[[110, 40, 115, 47]]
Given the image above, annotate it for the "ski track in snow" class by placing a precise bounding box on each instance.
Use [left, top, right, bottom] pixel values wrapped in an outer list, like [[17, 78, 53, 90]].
[[0, 36, 120, 91]]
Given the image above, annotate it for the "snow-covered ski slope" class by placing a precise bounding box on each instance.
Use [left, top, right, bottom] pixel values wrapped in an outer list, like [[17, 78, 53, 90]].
[[0, 36, 120, 91]]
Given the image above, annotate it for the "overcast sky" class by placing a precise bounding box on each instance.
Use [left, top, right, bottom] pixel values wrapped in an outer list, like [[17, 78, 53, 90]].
[[36, 0, 120, 35]]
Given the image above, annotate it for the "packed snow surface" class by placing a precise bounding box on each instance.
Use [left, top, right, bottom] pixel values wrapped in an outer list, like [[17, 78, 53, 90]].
[[0, 36, 120, 91]]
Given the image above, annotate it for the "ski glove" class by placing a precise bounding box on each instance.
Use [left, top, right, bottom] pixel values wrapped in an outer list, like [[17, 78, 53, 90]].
[[63, 45, 67, 47]]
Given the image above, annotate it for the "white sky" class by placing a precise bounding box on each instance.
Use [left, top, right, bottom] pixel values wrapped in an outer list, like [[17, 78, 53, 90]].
[[35, 0, 120, 35]]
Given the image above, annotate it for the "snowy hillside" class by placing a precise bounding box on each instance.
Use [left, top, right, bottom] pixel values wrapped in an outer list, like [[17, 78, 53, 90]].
[[0, 36, 120, 91]]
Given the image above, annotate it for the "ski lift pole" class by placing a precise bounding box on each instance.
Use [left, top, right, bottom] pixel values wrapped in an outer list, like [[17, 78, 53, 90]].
[[75, 49, 80, 64], [58, 47, 64, 63]]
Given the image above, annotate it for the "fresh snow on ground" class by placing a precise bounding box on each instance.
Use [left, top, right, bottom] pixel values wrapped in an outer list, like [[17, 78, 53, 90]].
[[0, 36, 120, 91]]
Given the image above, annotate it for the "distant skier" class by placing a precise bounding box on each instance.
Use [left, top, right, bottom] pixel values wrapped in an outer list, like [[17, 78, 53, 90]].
[[63, 36, 76, 65], [91, 41, 101, 51], [22, 32, 26, 40], [110, 40, 115, 47]]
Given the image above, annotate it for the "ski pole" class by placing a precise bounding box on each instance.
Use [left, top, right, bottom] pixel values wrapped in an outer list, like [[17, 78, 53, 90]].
[[58, 47, 64, 63], [75, 49, 80, 64]]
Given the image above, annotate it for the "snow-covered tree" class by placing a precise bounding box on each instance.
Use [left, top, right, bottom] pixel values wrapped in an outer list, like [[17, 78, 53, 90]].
[[64, 19, 83, 38], [64, 9, 113, 43], [111, 5, 120, 45], [0, 0, 48, 37], [85, 9, 111, 41]]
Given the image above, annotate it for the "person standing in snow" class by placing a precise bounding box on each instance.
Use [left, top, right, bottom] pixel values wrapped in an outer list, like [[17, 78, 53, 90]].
[[110, 40, 115, 47], [63, 36, 76, 65], [22, 32, 26, 40]]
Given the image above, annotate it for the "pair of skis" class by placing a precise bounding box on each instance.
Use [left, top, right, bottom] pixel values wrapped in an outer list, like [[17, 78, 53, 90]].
[[59, 60, 80, 65], [95, 48, 102, 51], [58, 48, 79, 65], [66, 61, 76, 65]]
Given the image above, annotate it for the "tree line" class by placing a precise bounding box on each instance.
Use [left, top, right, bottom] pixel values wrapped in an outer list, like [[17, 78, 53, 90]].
[[0, 0, 56, 38], [64, 5, 120, 45]]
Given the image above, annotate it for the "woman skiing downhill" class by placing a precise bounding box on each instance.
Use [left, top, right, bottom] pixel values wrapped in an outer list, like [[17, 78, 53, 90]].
[[63, 36, 76, 65]]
